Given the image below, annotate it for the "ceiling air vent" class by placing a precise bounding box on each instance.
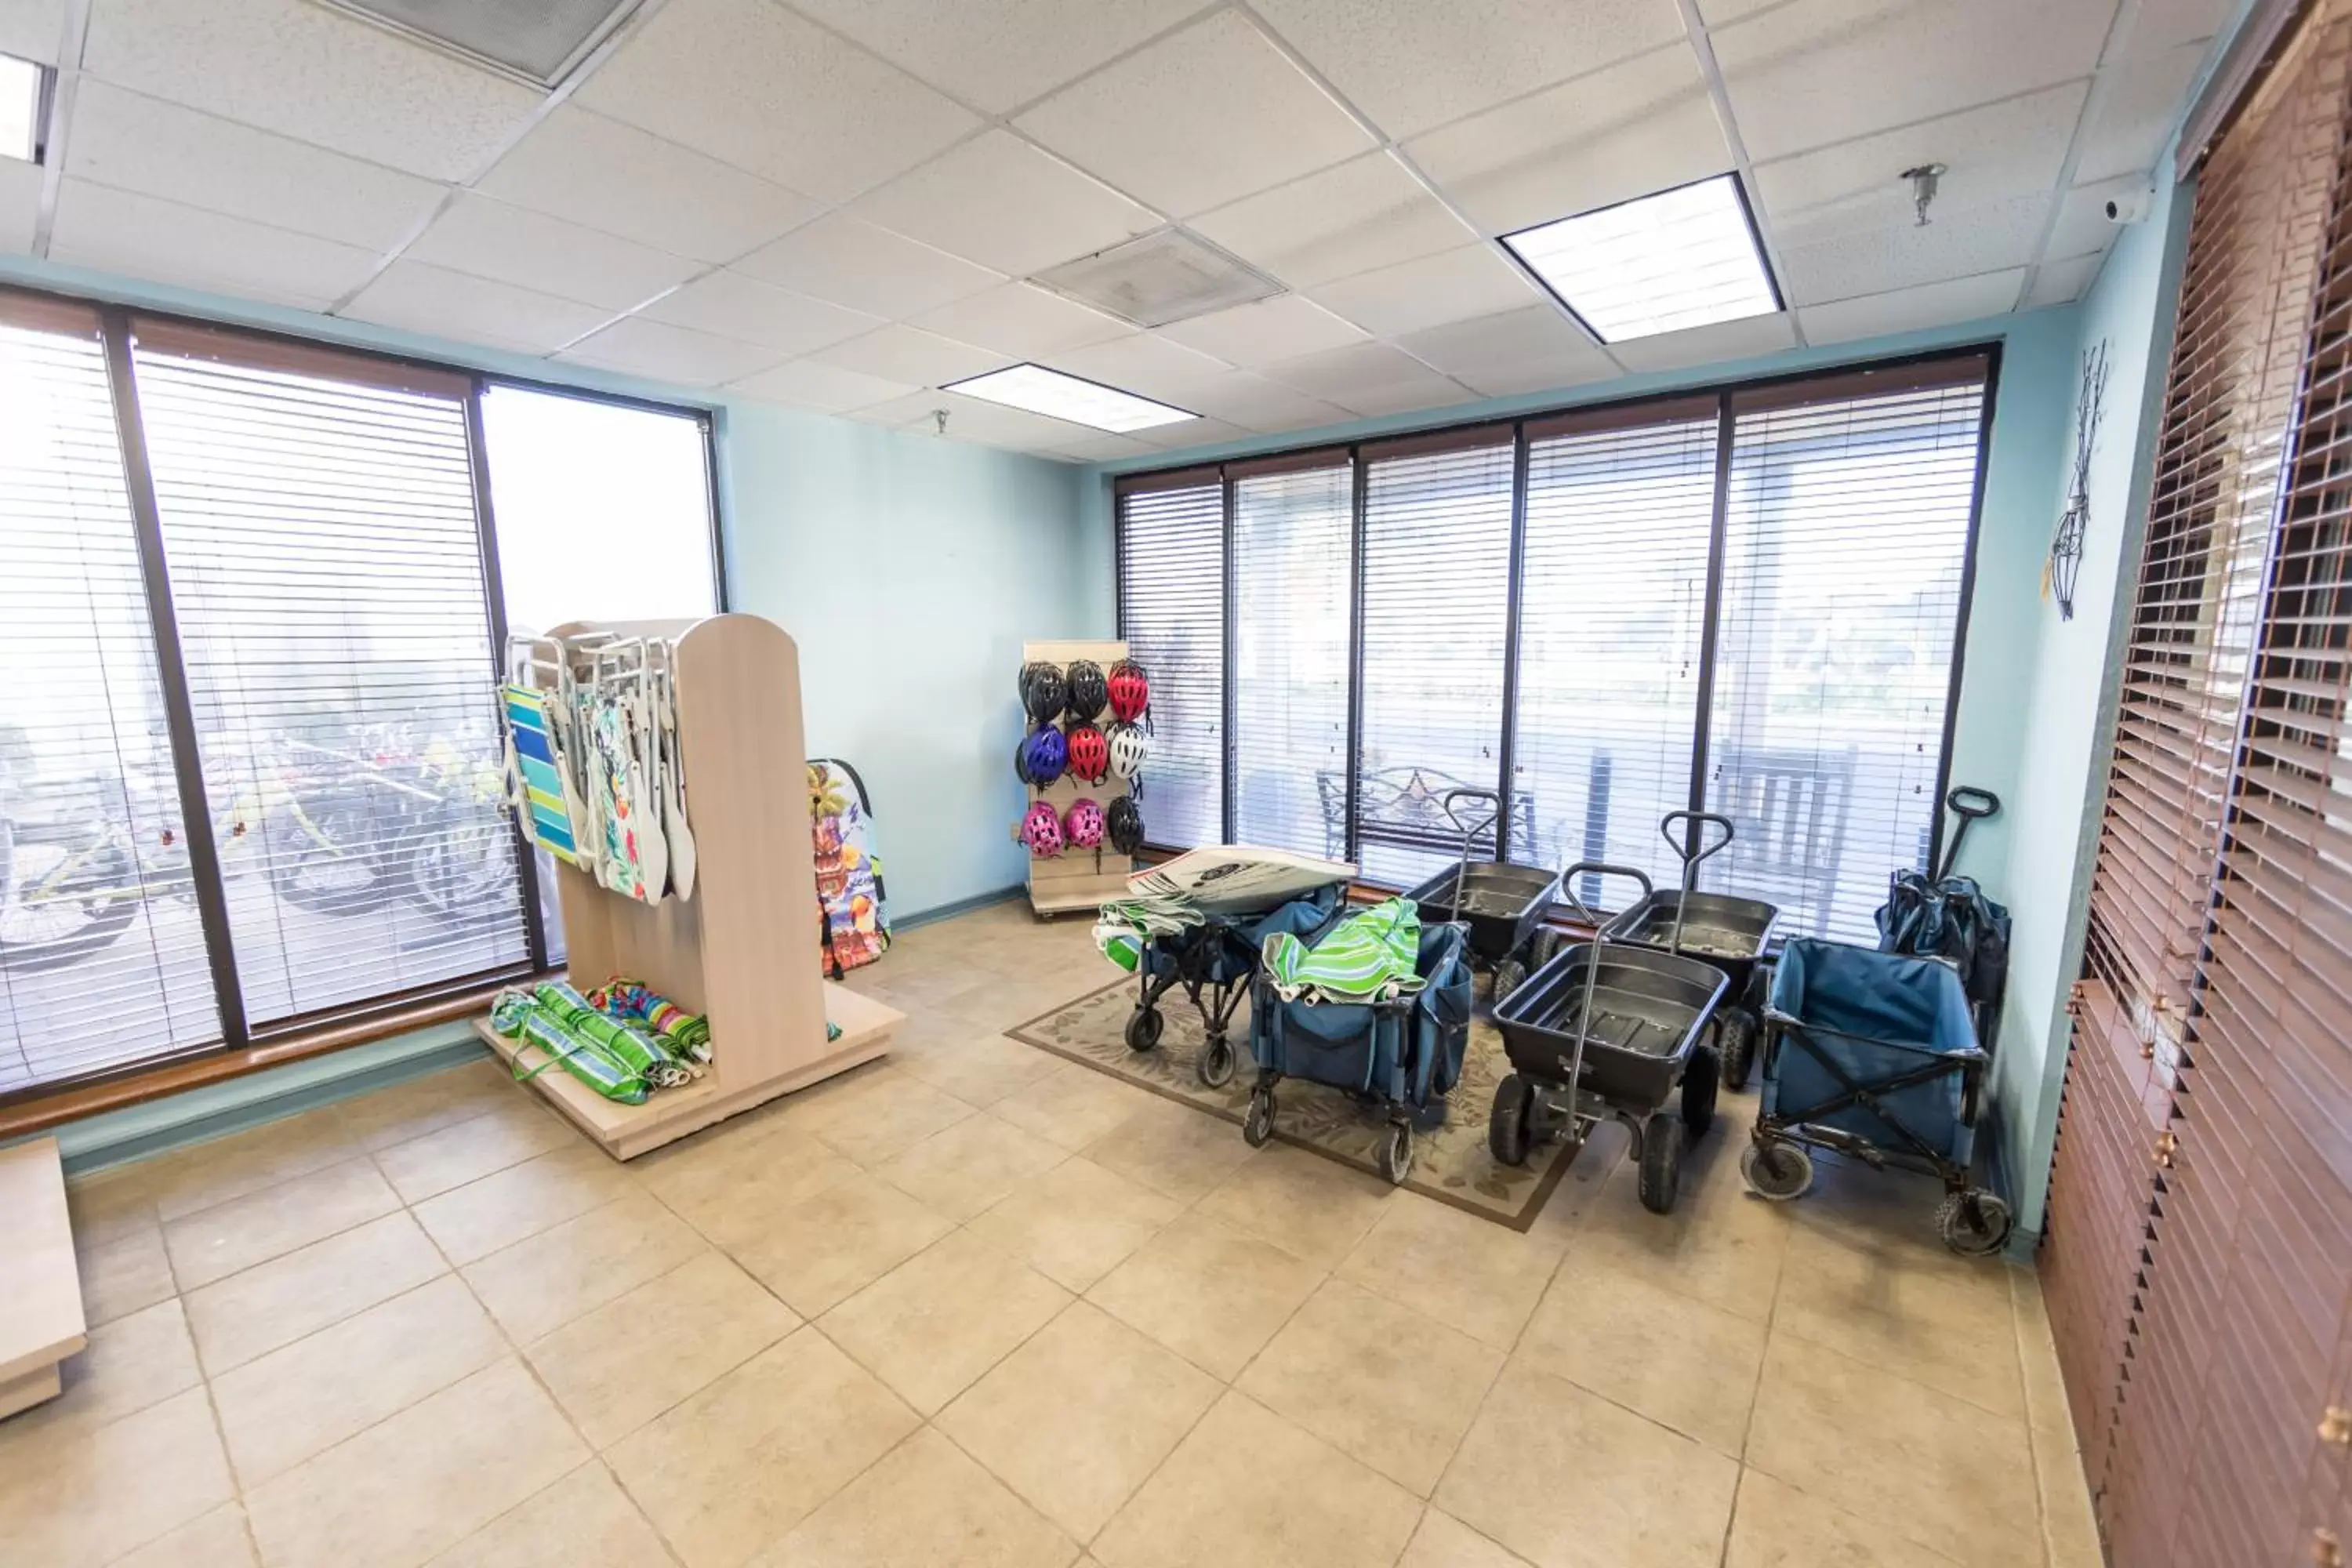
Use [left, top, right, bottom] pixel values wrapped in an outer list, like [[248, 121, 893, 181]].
[[318, 0, 648, 87], [1033, 229, 1285, 328]]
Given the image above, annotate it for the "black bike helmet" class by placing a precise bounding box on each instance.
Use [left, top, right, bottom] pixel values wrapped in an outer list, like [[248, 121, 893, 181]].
[[1022, 662, 1068, 725], [1107, 795, 1145, 856], [1017, 660, 1054, 706], [1064, 659, 1109, 723]]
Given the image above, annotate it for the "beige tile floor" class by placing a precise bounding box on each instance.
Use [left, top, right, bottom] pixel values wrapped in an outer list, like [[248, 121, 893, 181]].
[[13, 902, 2103, 1568]]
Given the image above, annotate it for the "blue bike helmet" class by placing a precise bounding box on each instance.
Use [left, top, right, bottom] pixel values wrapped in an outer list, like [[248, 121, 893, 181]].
[[1020, 724, 1067, 786]]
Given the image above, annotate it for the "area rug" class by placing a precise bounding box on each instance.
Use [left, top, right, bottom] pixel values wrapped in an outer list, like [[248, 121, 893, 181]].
[[1010, 979, 1588, 1230]]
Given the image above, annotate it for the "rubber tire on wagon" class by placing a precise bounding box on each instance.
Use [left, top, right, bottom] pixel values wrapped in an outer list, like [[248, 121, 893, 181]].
[[1124, 1007, 1163, 1052], [1243, 1087, 1276, 1147], [1637, 1110, 1683, 1214], [1740, 1139, 1814, 1201], [1680, 1042, 1719, 1138], [1936, 1189, 2016, 1258], [1719, 1010, 1757, 1091], [1377, 1123, 1414, 1185], [1196, 1033, 1236, 1089], [1490, 957, 1526, 1008], [1488, 1073, 1533, 1167]]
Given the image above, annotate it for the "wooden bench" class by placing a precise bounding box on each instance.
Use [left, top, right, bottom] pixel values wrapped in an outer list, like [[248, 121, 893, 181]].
[[0, 1137, 86, 1419]]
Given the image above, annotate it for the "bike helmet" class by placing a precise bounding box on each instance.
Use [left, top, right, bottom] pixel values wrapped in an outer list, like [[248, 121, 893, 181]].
[[1022, 662, 1068, 725], [1020, 800, 1065, 857], [1065, 723, 1109, 783], [1105, 720, 1149, 780], [1064, 797, 1105, 848], [1064, 660, 1108, 723], [1013, 733, 1035, 786], [1106, 795, 1145, 855], [1018, 724, 1067, 787], [1106, 659, 1150, 722]]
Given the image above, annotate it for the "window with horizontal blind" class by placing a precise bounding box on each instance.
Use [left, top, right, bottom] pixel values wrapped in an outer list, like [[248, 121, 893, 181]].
[[1356, 435, 1515, 888], [1116, 477, 1226, 851], [1232, 460, 1352, 856], [130, 325, 532, 1025], [0, 306, 220, 1092], [1512, 405, 1717, 900], [1704, 371, 1987, 941]]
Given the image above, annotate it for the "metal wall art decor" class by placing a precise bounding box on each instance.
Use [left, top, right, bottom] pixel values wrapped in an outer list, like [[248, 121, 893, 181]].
[[2047, 338, 2109, 621]]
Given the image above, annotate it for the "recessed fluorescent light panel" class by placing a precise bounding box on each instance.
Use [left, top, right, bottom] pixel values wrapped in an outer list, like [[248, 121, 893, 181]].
[[0, 54, 44, 164], [318, 0, 647, 86], [944, 364, 1197, 434], [1502, 174, 1780, 344]]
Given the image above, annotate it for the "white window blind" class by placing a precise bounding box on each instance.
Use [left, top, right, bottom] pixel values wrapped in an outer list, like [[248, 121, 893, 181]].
[[1232, 461, 1351, 857], [1514, 408, 1717, 902], [1704, 372, 1987, 941], [1356, 437, 1515, 887], [131, 328, 532, 1024], [1117, 477, 1226, 850], [0, 310, 220, 1091]]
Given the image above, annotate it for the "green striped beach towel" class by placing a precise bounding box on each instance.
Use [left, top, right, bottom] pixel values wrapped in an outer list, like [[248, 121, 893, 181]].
[[1261, 898, 1424, 1002]]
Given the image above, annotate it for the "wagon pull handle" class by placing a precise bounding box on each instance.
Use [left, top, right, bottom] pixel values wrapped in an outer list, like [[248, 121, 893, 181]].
[[1659, 811, 1734, 956], [1937, 786, 2001, 880], [1555, 860, 1653, 1091], [1439, 787, 1503, 920]]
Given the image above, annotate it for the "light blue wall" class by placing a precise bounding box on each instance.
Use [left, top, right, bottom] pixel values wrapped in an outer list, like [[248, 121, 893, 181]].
[[1996, 174, 2194, 1235], [0, 252, 1091, 919]]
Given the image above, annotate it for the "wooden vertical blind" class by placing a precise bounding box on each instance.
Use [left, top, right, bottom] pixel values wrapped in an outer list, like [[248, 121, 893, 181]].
[[2045, 3, 2352, 1563]]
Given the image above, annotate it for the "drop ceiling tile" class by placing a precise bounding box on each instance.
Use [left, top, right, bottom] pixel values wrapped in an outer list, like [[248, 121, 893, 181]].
[[850, 131, 1160, 277], [728, 358, 917, 413], [1043, 332, 1233, 402], [2046, 175, 2147, 260], [2074, 42, 2207, 183], [1174, 370, 1352, 430], [906, 282, 1132, 358], [783, 0, 1210, 114], [1752, 80, 2088, 236], [1797, 267, 2026, 343], [406, 194, 703, 312], [1607, 310, 1798, 372], [1049, 432, 1162, 462], [558, 317, 786, 387], [342, 261, 613, 354], [1711, 0, 2117, 162], [2027, 250, 2106, 307], [1393, 304, 1617, 397], [0, 158, 41, 253], [1330, 376, 1479, 419], [853, 389, 1102, 452], [1157, 295, 1367, 366], [641, 270, 881, 354], [64, 81, 444, 252], [1188, 151, 1476, 289], [1308, 243, 1541, 338], [1260, 340, 1437, 398], [1404, 44, 1729, 235], [473, 106, 822, 266], [1693, 0, 1777, 22], [49, 180, 379, 310], [1249, 0, 1686, 140], [1131, 416, 1252, 449], [732, 215, 1004, 318], [810, 325, 1010, 387], [1015, 9, 1377, 218], [81, 0, 538, 181], [575, 0, 979, 203], [1776, 191, 2053, 307], [1, 0, 63, 64], [2122, 0, 2232, 56]]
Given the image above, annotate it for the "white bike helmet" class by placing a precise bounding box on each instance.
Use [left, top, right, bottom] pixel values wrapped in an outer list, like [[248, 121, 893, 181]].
[[1106, 720, 1150, 779]]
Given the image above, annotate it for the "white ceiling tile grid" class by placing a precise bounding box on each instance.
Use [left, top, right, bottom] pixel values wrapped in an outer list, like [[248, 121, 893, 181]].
[[12, 0, 2234, 459], [1015, 9, 1377, 217]]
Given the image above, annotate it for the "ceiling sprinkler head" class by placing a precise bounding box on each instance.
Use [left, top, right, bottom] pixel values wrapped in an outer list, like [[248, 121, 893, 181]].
[[932, 408, 949, 437], [1902, 163, 1947, 227]]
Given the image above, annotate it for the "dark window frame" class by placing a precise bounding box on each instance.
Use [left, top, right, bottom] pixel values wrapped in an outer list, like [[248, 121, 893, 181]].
[[1113, 342, 2002, 917], [0, 281, 727, 1109]]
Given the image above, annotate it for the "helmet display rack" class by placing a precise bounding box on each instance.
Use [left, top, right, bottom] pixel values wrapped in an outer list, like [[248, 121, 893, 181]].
[[473, 612, 902, 1159], [1018, 637, 1138, 916]]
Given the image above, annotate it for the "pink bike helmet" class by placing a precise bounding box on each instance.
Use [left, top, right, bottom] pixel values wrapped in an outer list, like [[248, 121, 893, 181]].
[[1020, 800, 1065, 857], [1065, 797, 1105, 848]]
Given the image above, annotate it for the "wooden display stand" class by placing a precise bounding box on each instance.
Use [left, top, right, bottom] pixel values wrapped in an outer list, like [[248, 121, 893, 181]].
[[1022, 639, 1134, 916], [475, 613, 898, 1160], [0, 1138, 84, 1418]]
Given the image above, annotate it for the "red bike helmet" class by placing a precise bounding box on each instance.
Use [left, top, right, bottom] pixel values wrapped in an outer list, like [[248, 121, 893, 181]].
[[1106, 659, 1150, 722], [1020, 800, 1064, 857], [1064, 797, 1106, 848], [1065, 724, 1109, 783]]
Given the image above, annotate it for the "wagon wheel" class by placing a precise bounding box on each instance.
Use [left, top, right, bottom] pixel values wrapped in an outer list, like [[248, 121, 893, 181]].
[[1490, 957, 1527, 1009], [1123, 1007, 1163, 1053], [1936, 1189, 2015, 1258], [1741, 1140, 1813, 1201], [1719, 1010, 1757, 1091], [1243, 1087, 1276, 1147], [1529, 927, 1563, 968], [1196, 1032, 1236, 1089], [1637, 1111, 1683, 1214], [1488, 1073, 1533, 1167], [1680, 1043, 1719, 1138], [1377, 1123, 1414, 1186]]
